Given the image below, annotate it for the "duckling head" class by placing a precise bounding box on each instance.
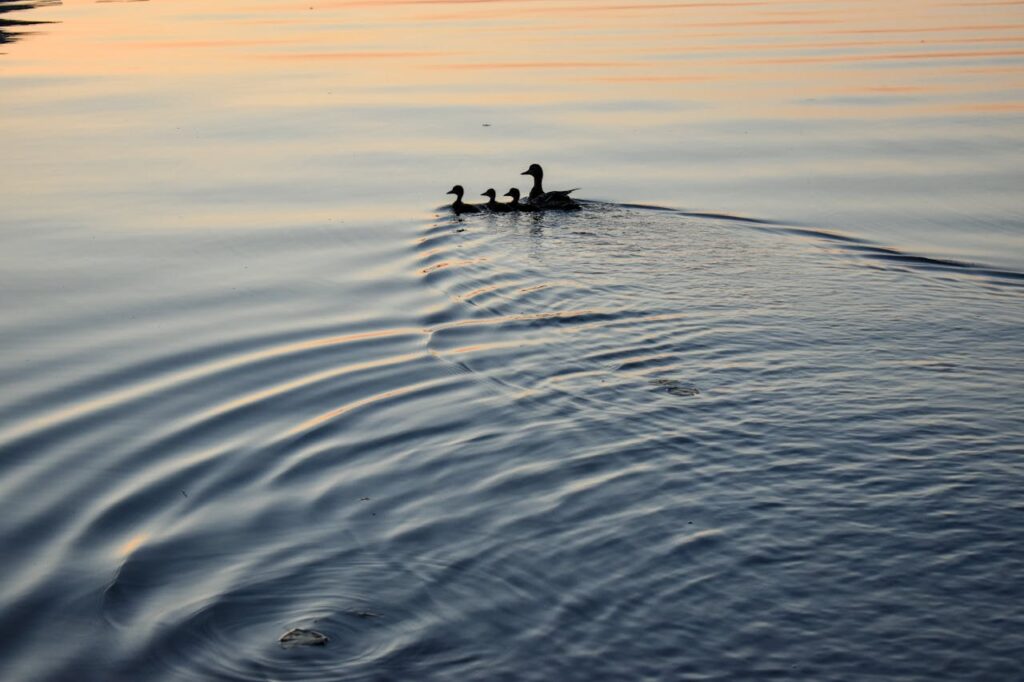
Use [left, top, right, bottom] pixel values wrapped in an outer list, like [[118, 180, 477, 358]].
[[503, 188, 521, 202], [447, 185, 465, 198], [481, 189, 498, 200], [521, 164, 543, 178]]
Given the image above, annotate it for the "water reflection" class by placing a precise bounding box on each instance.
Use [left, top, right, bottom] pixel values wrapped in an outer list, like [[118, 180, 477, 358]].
[[0, 0, 57, 47], [1, 1, 1023, 680]]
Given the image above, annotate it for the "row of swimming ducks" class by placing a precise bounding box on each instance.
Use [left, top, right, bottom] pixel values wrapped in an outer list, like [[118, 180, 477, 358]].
[[447, 164, 580, 215]]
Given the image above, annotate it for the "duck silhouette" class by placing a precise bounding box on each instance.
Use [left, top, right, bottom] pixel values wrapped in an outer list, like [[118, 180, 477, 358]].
[[503, 187, 537, 212], [481, 188, 513, 213], [447, 185, 481, 214], [520, 164, 580, 210]]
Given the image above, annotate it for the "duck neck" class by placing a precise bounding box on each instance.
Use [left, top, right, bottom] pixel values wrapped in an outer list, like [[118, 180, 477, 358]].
[[529, 174, 545, 199]]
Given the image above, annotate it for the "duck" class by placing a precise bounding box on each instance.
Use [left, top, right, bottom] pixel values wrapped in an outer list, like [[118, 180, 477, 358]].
[[520, 163, 581, 210], [446, 185, 481, 214], [502, 187, 537, 212], [481, 188, 513, 213]]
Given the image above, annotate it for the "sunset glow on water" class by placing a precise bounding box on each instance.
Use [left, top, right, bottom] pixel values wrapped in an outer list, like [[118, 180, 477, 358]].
[[6, 0, 1024, 262]]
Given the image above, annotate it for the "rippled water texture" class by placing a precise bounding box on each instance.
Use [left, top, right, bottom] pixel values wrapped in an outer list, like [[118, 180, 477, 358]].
[[2, 1, 1024, 680]]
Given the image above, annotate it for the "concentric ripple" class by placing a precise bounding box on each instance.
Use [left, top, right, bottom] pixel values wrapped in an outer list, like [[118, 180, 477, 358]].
[[105, 540, 567, 682]]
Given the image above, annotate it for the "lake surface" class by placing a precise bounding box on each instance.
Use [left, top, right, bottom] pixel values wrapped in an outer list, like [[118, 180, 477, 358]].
[[2, 1, 1023, 680]]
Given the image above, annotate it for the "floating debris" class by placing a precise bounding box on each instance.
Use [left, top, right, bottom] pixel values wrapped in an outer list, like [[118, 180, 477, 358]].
[[279, 628, 329, 647], [651, 379, 700, 397]]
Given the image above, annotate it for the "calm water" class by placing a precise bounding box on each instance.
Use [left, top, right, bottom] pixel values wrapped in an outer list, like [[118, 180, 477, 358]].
[[2, 1, 1024, 680]]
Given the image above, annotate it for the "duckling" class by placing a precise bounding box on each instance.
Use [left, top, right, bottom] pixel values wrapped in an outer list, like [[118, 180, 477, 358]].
[[447, 185, 481, 215], [520, 163, 580, 210], [503, 187, 537, 212], [481, 188, 513, 213]]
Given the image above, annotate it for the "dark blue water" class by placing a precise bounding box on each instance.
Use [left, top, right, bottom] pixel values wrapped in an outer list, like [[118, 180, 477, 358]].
[[2, 1, 1024, 680], [3, 203, 1022, 680]]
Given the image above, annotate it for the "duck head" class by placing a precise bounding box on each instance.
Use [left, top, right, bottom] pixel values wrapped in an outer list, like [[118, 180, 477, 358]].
[[481, 189, 498, 201], [503, 188, 522, 203], [521, 164, 544, 179], [447, 185, 465, 199]]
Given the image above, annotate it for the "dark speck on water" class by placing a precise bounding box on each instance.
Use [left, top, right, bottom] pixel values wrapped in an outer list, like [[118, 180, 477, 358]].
[[651, 378, 701, 397], [279, 628, 329, 647]]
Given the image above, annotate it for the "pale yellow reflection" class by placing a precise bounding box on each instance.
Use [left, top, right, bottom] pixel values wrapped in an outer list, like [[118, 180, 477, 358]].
[[117, 531, 151, 558]]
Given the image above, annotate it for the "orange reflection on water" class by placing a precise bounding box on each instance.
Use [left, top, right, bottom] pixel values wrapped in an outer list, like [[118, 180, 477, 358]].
[[3, 0, 1021, 119], [2, 0, 1022, 227]]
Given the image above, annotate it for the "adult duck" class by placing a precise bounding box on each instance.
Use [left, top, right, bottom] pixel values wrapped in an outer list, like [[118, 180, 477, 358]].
[[502, 187, 537, 212], [520, 163, 580, 210], [446, 185, 481, 215], [481, 188, 513, 213]]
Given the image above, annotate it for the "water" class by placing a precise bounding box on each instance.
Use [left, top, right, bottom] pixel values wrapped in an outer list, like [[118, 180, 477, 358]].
[[2, 1, 1024, 680]]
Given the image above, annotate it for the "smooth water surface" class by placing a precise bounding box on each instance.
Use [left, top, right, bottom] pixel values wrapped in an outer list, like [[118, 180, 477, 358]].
[[2, 1, 1024, 680]]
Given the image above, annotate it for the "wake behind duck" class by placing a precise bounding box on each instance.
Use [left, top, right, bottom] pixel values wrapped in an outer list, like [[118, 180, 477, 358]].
[[447, 164, 581, 215]]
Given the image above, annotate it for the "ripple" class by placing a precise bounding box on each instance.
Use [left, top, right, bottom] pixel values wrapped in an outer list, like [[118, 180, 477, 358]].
[[4, 0, 1024, 678], [103, 533, 573, 682], [1, 201, 1021, 681]]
